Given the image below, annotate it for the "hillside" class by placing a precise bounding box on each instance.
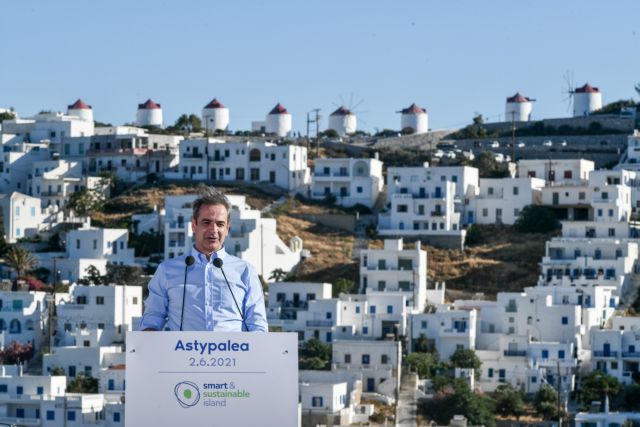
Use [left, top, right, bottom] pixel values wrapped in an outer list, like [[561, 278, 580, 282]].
[[426, 226, 557, 299]]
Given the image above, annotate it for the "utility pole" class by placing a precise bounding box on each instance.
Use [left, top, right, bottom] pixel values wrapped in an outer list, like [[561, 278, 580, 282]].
[[557, 360, 562, 427], [511, 112, 516, 162], [306, 109, 321, 161]]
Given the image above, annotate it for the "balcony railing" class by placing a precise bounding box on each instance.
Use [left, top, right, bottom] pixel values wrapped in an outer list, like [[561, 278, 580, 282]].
[[505, 305, 517, 313], [621, 351, 640, 358], [503, 350, 527, 357], [306, 320, 333, 327], [181, 153, 204, 159], [593, 351, 619, 358], [40, 191, 63, 197]]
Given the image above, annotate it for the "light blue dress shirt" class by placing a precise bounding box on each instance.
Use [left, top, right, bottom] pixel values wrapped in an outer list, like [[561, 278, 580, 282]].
[[138, 246, 268, 332]]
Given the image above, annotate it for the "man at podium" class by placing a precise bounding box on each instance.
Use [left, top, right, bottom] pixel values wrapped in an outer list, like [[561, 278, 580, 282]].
[[139, 187, 268, 332]]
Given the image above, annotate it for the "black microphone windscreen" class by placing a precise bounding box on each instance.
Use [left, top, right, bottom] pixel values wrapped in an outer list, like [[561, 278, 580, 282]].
[[213, 258, 223, 268], [185, 255, 195, 266]]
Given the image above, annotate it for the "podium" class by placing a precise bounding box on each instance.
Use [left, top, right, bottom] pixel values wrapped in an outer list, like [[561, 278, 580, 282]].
[[125, 331, 299, 426]]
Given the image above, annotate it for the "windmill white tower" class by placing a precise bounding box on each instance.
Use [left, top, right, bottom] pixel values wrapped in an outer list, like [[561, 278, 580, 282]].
[[573, 83, 602, 117], [202, 98, 230, 133], [266, 103, 292, 137], [328, 106, 357, 136], [67, 99, 93, 122], [399, 103, 428, 134], [136, 99, 163, 127], [505, 93, 533, 122]]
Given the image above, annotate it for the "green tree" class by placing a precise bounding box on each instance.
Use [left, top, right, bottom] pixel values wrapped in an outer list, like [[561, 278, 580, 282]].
[[299, 338, 331, 370], [494, 383, 525, 418], [67, 374, 98, 393], [579, 371, 621, 411], [0, 111, 16, 122], [471, 151, 509, 178], [174, 114, 202, 132], [268, 268, 288, 282], [449, 348, 481, 379], [321, 129, 339, 138], [105, 263, 147, 287], [614, 384, 640, 412], [420, 379, 495, 427], [332, 278, 356, 297], [4, 246, 37, 279], [534, 385, 559, 420], [464, 224, 483, 246], [407, 352, 438, 379], [514, 205, 559, 233], [130, 231, 163, 257], [79, 265, 106, 285], [67, 189, 106, 216], [50, 366, 66, 376]]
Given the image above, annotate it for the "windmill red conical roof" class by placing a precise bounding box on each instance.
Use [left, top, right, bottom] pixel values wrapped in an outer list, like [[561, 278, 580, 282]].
[[575, 83, 600, 93], [138, 99, 161, 109], [269, 103, 289, 115], [204, 98, 225, 109], [506, 93, 531, 103], [68, 99, 92, 110], [330, 106, 354, 116], [400, 103, 427, 114]]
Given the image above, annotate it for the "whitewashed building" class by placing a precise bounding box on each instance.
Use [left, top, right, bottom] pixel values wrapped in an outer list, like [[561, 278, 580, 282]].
[[0, 192, 43, 243], [0, 141, 52, 194], [517, 159, 593, 184], [409, 308, 477, 359], [55, 284, 142, 347], [0, 289, 51, 350], [590, 316, 640, 384], [1, 112, 94, 145], [311, 156, 383, 208], [359, 238, 437, 312], [453, 289, 583, 393], [43, 345, 123, 380], [86, 127, 181, 182], [35, 227, 136, 283], [173, 139, 309, 192], [332, 340, 401, 395], [470, 177, 545, 225], [29, 159, 104, 210], [0, 366, 67, 425], [378, 164, 479, 248]]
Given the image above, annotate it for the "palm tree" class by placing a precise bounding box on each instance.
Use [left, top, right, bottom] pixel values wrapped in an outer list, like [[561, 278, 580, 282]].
[[4, 246, 37, 279]]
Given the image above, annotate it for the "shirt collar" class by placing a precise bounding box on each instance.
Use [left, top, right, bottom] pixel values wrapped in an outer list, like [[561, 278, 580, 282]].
[[190, 245, 227, 265]]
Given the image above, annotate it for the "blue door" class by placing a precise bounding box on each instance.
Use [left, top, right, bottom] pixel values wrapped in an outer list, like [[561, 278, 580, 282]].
[[366, 378, 375, 392]]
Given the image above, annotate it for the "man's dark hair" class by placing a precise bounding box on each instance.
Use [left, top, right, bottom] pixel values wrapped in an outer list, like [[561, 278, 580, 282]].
[[192, 187, 231, 221]]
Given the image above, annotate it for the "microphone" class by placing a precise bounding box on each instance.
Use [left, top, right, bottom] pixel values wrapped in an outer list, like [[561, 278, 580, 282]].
[[213, 257, 248, 332], [180, 256, 195, 331]]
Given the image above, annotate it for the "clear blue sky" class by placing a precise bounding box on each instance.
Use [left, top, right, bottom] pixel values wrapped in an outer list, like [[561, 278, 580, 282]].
[[1, 1, 638, 133]]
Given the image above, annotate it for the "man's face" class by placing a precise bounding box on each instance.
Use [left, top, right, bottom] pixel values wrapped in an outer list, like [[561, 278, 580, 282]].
[[191, 204, 230, 255]]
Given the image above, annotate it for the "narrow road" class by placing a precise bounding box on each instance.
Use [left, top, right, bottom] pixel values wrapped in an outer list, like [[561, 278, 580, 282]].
[[396, 371, 418, 427]]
